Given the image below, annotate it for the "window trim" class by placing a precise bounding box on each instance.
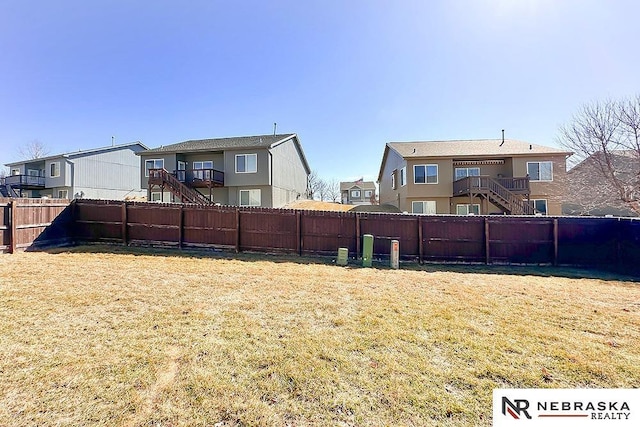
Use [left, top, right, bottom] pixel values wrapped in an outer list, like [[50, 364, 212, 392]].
[[456, 203, 480, 215], [412, 200, 437, 215], [235, 153, 258, 174], [49, 162, 60, 178], [150, 191, 162, 202], [351, 189, 361, 198], [364, 190, 373, 198], [530, 198, 548, 215], [145, 159, 164, 177], [239, 189, 261, 207], [57, 189, 68, 199], [400, 167, 406, 186], [414, 164, 438, 184], [391, 171, 396, 190], [454, 167, 480, 180], [526, 161, 553, 182], [11, 168, 20, 176]]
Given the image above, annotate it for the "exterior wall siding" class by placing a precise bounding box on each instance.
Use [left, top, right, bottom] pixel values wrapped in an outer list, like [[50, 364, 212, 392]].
[[72, 147, 144, 196], [269, 138, 308, 206], [140, 153, 177, 188], [223, 149, 270, 187], [378, 148, 406, 207]]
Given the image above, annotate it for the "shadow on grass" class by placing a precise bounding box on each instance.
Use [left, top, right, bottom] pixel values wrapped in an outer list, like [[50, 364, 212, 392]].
[[39, 242, 639, 283]]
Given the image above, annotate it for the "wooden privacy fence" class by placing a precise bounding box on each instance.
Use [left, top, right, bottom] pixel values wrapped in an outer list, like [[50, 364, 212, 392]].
[[0, 198, 74, 253], [72, 199, 640, 273]]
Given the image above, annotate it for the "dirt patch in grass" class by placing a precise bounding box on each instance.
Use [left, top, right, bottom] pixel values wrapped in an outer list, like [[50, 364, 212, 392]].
[[1, 246, 639, 426]]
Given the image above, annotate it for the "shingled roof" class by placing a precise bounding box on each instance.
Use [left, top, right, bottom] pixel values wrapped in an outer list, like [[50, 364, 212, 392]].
[[143, 133, 297, 154], [377, 138, 572, 182], [387, 139, 571, 158]]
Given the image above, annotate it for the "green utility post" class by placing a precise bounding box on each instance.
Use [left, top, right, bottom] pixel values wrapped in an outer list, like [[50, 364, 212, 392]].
[[362, 234, 374, 267], [336, 247, 349, 266]]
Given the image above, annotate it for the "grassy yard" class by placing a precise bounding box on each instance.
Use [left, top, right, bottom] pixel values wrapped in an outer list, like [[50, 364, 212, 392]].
[[1, 246, 639, 426]]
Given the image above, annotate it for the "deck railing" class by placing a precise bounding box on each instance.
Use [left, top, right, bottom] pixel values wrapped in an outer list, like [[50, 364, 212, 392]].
[[4, 174, 46, 187], [453, 176, 534, 215], [174, 169, 224, 186]]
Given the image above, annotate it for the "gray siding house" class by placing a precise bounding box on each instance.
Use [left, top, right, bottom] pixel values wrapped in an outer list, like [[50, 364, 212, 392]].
[[138, 133, 311, 208], [3, 142, 148, 199], [340, 180, 377, 205]]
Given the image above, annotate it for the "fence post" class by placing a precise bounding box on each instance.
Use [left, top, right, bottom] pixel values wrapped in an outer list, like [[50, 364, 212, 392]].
[[553, 218, 558, 266], [356, 213, 361, 260], [484, 217, 490, 265], [121, 201, 128, 245], [178, 204, 184, 249], [418, 216, 423, 264], [9, 200, 17, 254], [296, 210, 301, 256], [235, 207, 240, 253]]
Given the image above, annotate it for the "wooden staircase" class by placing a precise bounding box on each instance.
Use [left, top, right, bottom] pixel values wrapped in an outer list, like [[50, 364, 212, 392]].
[[0, 178, 20, 198], [453, 176, 535, 215], [148, 169, 213, 205]]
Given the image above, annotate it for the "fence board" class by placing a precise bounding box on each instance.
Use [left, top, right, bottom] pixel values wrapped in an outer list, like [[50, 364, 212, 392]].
[[421, 216, 485, 262], [300, 211, 357, 256], [489, 218, 554, 264]]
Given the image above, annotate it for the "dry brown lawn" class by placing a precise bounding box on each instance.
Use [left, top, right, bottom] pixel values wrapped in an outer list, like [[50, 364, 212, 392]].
[[0, 246, 639, 426]]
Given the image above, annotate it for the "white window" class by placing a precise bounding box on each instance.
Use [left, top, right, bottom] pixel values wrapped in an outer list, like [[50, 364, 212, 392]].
[[28, 169, 40, 177], [364, 190, 373, 198], [456, 204, 480, 215], [351, 189, 361, 198], [57, 190, 68, 199], [145, 159, 164, 177], [530, 199, 548, 215], [239, 189, 261, 206], [414, 164, 438, 184], [527, 161, 553, 181], [455, 167, 480, 180], [391, 172, 396, 190], [193, 161, 213, 180], [150, 192, 162, 202], [412, 201, 436, 214], [11, 168, 20, 175], [49, 162, 60, 178], [236, 154, 257, 173], [400, 167, 406, 186]]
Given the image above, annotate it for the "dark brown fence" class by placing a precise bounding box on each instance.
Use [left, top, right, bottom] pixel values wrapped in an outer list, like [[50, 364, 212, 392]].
[[0, 198, 74, 253], [72, 199, 640, 274]]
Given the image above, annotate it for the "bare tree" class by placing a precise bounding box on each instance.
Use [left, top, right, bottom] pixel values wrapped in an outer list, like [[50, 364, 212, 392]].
[[18, 139, 50, 160], [325, 178, 341, 202], [558, 96, 640, 215]]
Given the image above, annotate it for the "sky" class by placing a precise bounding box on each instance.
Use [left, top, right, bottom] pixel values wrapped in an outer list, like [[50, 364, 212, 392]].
[[1, 0, 639, 181]]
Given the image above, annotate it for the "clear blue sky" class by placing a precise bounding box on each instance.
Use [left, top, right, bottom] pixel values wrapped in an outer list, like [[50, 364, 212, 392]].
[[1, 0, 638, 181]]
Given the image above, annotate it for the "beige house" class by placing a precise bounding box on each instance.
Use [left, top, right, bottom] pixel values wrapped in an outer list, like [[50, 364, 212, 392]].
[[377, 139, 572, 215], [340, 180, 376, 205]]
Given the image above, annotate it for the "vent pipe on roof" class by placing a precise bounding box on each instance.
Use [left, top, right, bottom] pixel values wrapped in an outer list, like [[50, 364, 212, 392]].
[[273, 122, 277, 136], [500, 129, 505, 147], [112, 136, 115, 146]]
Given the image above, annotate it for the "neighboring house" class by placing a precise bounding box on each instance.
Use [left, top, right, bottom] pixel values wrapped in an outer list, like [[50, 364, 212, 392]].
[[563, 151, 639, 216], [138, 133, 310, 208], [340, 180, 376, 205], [377, 139, 571, 215], [3, 142, 148, 199]]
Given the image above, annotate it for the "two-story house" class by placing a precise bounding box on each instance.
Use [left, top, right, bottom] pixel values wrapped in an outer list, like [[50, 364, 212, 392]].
[[138, 133, 311, 208], [3, 142, 148, 199], [377, 139, 571, 215], [340, 180, 377, 205]]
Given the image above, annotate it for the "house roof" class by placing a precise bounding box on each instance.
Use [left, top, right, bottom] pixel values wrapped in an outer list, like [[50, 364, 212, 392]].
[[142, 133, 297, 154], [5, 141, 148, 166], [387, 139, 571, 158], [377, 138, 572, 181], [340, 181, 376, 191], [141, 133, 311, 175]]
